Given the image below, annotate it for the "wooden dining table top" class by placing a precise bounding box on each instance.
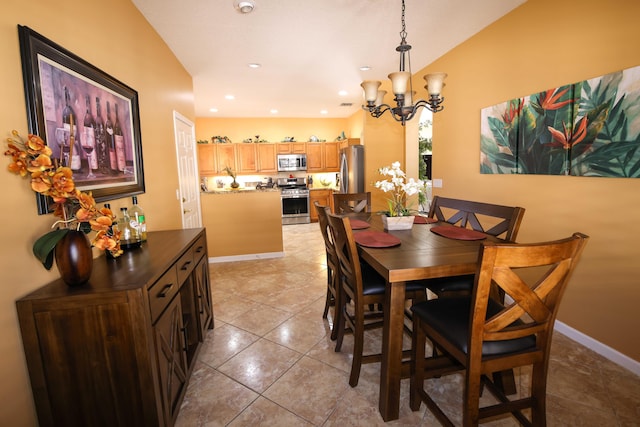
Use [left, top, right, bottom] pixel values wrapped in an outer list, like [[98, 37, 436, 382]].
[[347, 213, 502, 421], [352, 214, 501, 283]]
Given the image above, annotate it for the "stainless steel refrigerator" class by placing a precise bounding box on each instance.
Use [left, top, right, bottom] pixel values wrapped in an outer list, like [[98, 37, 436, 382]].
[[339, 145, 365, 193]]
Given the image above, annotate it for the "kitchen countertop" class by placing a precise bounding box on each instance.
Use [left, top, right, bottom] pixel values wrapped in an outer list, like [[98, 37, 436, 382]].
[[202, 187, 279, 194]]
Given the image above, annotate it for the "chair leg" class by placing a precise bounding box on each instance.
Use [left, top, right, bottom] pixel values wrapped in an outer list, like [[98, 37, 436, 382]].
[[330, 272, 341, 341], [322, 287, 331, 319], [531, 361, 548, 427], [334, 288, 347, 352], [410, 316, 426, 411], [463, 367, 482, 427], [349, 305, 366, 387]]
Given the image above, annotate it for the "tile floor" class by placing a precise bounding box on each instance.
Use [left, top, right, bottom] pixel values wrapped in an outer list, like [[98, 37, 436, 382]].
[[176, 223, 640, 426]]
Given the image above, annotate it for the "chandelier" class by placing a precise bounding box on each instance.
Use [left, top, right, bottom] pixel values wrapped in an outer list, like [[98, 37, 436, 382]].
[[361, 0, 447, 125]]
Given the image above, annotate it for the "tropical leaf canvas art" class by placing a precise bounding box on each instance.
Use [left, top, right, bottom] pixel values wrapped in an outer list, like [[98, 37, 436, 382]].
[[481, 64, 640, 177]]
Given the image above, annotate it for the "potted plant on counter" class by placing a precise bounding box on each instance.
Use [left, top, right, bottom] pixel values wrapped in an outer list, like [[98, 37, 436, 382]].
[[224, 166, 240, 189]]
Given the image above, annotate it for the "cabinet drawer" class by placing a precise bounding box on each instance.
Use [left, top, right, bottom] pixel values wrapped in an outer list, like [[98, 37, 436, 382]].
[[176, 248, 195, 284], [192, 234, 207, 263], [148, 266, 179, 322]]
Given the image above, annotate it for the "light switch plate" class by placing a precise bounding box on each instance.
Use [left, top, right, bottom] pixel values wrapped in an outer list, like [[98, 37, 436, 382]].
[[433, 179, 443, 188]]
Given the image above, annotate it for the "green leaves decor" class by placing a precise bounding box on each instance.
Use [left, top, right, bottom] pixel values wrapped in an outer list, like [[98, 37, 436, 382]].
[[481, 65, 640, 177]]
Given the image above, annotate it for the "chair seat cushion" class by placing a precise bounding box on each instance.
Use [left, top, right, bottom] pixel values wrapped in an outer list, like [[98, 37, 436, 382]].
[[419, 274, 475, 294], [411, 297, 536, 357]]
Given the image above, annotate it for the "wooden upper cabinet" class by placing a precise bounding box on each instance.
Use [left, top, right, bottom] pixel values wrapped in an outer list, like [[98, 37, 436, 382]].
[[215, 144, 236, 173], [306, 143, 323, 172], [307, 142, 339, 172], [277, 142, 306, 154], [323, 141, 340, 171], [237, 143, 257, 173], [197, 144, 216, 176], [257, 143, 277, 173]]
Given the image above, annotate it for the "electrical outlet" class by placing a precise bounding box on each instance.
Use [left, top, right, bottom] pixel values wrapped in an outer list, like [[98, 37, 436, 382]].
[[433, 179, 443, 188]]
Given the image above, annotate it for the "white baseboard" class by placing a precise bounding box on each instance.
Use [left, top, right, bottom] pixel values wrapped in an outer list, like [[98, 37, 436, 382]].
[[555, 320, 640, 376], [207, 252, 285, 264]]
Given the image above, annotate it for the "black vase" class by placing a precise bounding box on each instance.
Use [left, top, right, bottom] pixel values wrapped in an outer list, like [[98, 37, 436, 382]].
[[54, 230, 93, 286]]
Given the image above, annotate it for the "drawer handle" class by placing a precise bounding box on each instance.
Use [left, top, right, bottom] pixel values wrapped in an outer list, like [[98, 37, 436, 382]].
[[198, 294, 204, 314], [157, 283, 174, 297], [181, 326, 189, 352], [195, 245, 205, 253], [180, 261, 192, 271]]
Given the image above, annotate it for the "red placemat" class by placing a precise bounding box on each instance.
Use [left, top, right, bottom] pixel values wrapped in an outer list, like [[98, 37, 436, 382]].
[[430, 225, 487, 240], [354, 230, 401, 248], [349, 219, 370, 230], [414, 216, 438, 224]]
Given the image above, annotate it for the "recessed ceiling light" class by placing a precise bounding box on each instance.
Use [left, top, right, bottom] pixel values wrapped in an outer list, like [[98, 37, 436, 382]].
[[338, 90, 348, 96], [234, 0, 255, 14], [225, 95, 235, 100], [270, 109, 278, 114], [359, 65, 371, 71], [320, 110, 328, 115], [248, 63, 261, 68]]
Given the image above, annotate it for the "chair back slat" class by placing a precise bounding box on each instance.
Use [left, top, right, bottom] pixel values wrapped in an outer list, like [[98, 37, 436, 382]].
[[333, 192, 372, 214], [428, 196, 525, 242], [471, 233, 588, 349]]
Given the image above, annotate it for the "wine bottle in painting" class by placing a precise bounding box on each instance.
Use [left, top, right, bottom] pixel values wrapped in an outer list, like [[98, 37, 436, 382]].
[[95, 97, 108, 174], [82, 95, 97, 178], [62, 86, 82, 171], [105, 101, 118, 175], [114, 103, 126, 172]]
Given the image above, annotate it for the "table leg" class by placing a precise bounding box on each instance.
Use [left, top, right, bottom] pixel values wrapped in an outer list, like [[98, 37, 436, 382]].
[[379, 280, 405, 422]]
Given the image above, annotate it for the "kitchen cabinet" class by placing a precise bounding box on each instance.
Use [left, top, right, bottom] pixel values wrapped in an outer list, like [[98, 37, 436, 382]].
[[215, 144, 237, 173], [277, 142, 306, 154], [237, 143, 257, 173], [257, 143, 277, 173], [310, 189, 334, 222], [306, 142, 340, 172], [16, 229, 212, 427], [338, 138, 361, 151], [197, 144, 217, 176], [198, 144, 237, 176]]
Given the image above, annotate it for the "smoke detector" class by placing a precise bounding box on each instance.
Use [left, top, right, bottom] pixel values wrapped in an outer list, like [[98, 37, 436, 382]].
[[234, 1, 255, 14]]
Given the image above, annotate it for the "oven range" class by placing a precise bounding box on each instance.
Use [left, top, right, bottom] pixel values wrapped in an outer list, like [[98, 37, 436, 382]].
[[277, 177, 310, 225]]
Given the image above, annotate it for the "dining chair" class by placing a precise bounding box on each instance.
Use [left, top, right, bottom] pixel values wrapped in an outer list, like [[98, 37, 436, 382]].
[[333, 192, 371, 214], [422, 196, 526, 298], [409, 232, 589, 426], [326, 212, 427, 387], [314, 201, 341, 340]]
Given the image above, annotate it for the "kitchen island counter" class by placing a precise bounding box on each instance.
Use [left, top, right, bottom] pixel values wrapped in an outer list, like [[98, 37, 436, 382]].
[[201, 189, 284, 261]]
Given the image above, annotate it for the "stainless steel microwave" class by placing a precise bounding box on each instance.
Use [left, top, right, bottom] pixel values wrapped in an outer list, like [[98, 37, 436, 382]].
[[277, 154, 307, 172]]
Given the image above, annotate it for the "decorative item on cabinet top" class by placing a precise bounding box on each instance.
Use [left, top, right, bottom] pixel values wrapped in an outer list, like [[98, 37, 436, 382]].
[[242, 134, 269, 143], [211, 135, 232, 143]]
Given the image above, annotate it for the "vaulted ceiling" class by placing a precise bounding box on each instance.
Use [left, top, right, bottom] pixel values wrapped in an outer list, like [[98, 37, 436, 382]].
[[132, 0, 526, 118]]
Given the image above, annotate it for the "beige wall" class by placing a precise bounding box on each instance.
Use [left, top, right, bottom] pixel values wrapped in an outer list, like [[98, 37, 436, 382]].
[[401, 0, 640, 361], [0, 0, 193, 424], [195, 117, 350, 144]]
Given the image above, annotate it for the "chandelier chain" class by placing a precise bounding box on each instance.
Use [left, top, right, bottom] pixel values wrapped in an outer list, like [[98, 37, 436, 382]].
[[400, 0, 407, 44]]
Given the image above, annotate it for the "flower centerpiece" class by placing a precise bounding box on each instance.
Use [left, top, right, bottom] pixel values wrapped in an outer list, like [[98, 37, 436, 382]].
[[375, 161, 425, 230], [4, 130, 122, 283]]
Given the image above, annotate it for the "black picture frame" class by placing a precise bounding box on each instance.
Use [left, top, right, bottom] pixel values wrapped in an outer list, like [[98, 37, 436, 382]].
[[18, 25, 145, 215]]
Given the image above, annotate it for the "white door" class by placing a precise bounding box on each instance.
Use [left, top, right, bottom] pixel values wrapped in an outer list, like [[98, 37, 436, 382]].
[[173, 111, 202, 228]]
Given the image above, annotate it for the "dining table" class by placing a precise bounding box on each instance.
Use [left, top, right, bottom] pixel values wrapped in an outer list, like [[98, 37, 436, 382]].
[[350, 213, 503, 422]]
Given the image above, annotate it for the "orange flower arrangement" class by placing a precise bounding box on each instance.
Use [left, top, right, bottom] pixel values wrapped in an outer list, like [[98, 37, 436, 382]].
[[5, 130, 122, 269]]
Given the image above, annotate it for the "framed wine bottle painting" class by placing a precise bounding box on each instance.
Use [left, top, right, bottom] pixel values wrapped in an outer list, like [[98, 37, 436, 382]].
[[17, 25, 145, 215]]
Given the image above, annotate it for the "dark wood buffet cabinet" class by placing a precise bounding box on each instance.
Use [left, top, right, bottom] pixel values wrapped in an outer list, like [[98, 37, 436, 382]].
[[16, 228, 213, 427]]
